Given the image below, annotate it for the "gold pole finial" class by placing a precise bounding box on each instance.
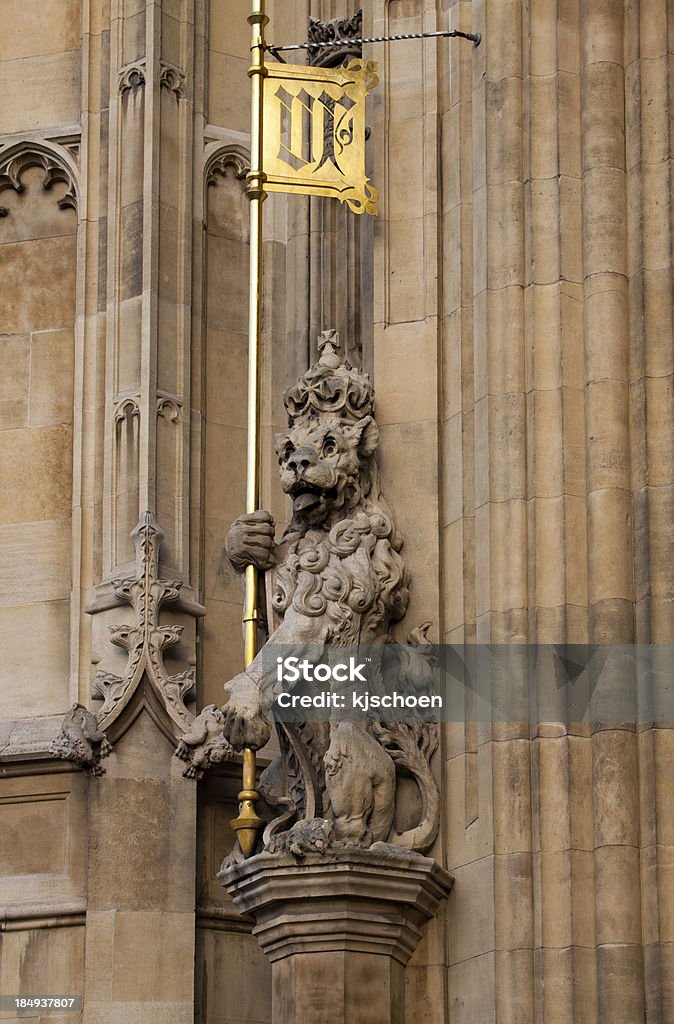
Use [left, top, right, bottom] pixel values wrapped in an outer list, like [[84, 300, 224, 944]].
[[230, 0, 268, 860]]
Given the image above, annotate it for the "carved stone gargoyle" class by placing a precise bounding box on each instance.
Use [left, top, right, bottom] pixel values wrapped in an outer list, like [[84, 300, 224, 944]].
[[174, 704, 233, 779], [50, 703, 112, 776], [221, 332, 441, 858]]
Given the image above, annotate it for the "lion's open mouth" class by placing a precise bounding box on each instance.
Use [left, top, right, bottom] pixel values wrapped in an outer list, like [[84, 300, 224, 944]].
[[291, 483, 323, 513], [290, 483, 337, 514]]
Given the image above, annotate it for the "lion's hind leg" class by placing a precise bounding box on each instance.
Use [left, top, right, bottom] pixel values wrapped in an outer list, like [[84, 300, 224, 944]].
[[324, 721, 396, 847]]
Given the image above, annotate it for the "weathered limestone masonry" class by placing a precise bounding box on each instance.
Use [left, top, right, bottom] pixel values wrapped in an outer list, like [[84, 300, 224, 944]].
[[0, 3, 672, 1024], [430, 2, 674, 1022]]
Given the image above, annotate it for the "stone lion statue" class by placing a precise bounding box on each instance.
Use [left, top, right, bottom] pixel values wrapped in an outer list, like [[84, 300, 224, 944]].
[[222, 331, 439, 856]]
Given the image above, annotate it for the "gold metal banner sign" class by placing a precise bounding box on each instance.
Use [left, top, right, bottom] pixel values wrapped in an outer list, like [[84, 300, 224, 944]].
[[262, 58, 378, 215]]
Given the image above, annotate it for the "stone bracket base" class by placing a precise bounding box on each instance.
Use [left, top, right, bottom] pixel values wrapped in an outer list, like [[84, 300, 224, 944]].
[[220, 848, 453, 1024]]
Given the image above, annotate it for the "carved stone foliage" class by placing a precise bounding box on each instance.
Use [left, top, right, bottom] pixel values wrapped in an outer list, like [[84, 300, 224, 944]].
[[308, 10, 363, 67], [0, 142, 78, 211], [89, 511, 206, 735], [50, 704, 113, 775], [222, 332, 441, 856]]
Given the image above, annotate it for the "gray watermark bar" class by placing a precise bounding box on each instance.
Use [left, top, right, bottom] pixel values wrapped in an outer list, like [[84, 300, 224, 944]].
[[242, 644, 674, 724]]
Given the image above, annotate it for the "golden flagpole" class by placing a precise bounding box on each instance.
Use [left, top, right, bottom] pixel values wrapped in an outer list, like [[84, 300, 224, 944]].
[[230, 0, 267, 859]]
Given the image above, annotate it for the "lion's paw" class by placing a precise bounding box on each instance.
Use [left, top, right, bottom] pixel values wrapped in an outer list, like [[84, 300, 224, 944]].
[[265, 818, 335, 858]]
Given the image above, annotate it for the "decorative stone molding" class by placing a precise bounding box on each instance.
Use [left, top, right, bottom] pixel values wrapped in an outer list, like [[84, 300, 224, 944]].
[[50, 704, 112, 775], [0, 140, 78, 211], [113, 395, 141, 422], [307, 10, 363, 68], [204, 144, 250, 188], [118, 61, 146, 94], [159, 60, 186, 98], [87, 511, 206, 737], [57, 137, 80, 163], [220, 848, 452, 1024], [202, 143, 251, 233], [156, 394, 182, 422], [0, 899, 87, 932]]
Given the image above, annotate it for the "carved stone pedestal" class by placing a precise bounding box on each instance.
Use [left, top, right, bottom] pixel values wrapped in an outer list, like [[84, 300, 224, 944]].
[[220, 848, 452, 1024]]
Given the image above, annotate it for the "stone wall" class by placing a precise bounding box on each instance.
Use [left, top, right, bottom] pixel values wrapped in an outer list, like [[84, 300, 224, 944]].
[[0, 1, 672, 1023], [0, 156, 77, 722]]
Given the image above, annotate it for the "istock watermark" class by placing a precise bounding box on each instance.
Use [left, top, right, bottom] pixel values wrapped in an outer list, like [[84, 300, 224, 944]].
[[274, 651, 442, 713], [276, 655, 369, 683], [245, 643, 674, 725]]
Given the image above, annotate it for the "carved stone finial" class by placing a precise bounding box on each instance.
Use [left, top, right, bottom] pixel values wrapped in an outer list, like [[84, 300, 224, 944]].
[[317, 329, 342, 368], [308, 10, 363, 67], [51, 703, 112, 775]]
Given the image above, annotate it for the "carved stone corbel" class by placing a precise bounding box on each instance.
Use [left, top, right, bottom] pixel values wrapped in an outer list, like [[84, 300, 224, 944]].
[[220, 848, 452, 1024]]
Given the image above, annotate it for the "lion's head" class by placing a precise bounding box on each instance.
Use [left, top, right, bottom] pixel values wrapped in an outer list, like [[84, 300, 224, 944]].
[[276, 331, 382, 530], [275, 413, 379, 527]]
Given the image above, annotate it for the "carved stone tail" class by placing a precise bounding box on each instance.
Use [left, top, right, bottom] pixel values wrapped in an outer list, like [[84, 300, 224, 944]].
[[390, 746, 440, 852], [372, 721, 440, 853]]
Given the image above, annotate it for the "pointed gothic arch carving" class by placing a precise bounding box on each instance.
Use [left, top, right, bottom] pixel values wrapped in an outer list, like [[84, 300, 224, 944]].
[[203, 143, 250, 236], [0, 139, 79, 212], [204, 142, 249, 190]]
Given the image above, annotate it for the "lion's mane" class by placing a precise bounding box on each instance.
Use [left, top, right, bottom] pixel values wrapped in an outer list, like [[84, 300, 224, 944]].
[[271, 457, 409, 644]]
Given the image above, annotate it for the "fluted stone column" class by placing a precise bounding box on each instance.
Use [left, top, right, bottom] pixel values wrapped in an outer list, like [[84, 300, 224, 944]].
[[79, 2, 200, 1021], [221, 850, 452, 1024]]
